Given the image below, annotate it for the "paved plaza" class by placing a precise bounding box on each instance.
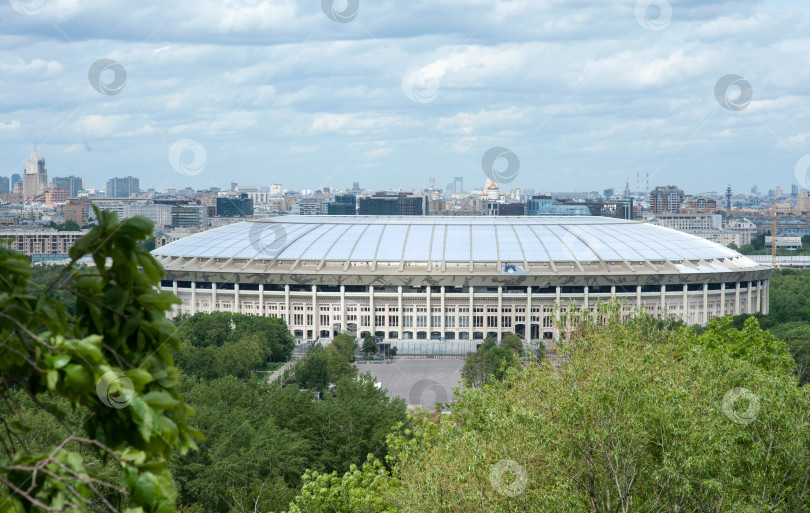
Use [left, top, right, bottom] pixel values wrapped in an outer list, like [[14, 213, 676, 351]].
[[356, 358, 465, 409]]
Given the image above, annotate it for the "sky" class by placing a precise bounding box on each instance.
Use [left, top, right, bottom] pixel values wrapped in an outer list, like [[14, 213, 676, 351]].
[[2, 0, 810, 195]]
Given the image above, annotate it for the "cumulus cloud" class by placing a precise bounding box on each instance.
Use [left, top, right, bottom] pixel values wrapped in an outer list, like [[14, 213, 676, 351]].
[[0, 0, 807, 192]]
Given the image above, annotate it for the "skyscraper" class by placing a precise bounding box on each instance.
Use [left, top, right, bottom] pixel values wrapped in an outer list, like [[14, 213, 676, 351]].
[[0, 176, 8, 195], [106, 176, 140, 197], [10, 174, 21, 192], [52, 176, 83, 197], [23, 147, 47, 199]]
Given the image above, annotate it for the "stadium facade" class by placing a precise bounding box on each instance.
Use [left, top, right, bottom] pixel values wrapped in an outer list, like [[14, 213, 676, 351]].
[[153, 216, 771, 341]]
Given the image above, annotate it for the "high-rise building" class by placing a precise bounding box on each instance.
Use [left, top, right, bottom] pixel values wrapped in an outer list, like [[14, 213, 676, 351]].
[[358, 193, 426, 215], [751, 185, 758, 195], [603, 188, 615, 199], [775, 185, 783, 198], [791, 184, 799, 197], [52, 176, 83, 197], [798, 191, 810, 213], [451, 176, 464, 195], [11, 173, 21, 192], [649, 185, 685, 214], [216, 194, 253, 217], [0, 176, 8, 195], [328, 194, 357, 215], [64, 199, 91, 226], [106, 176, 139, 198], [23, 147, 47, 198], [352, 182, 361, 191]]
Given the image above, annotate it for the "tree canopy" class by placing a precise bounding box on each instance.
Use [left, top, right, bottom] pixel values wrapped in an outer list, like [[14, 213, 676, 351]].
[[0, 207, 202, 513]]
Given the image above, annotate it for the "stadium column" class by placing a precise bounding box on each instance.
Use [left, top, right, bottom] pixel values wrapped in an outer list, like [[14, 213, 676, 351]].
[[212, 282, 217, 312], [497, 286, 503, 340], [636, 285, 641, 309], [584, 286, 589, 311], [763, 280, 769, 314], [312, 285, 318, 339], [660, 285, 666, 319], [702, 283, 708, 322], [259, 284, 264, 317], [370, 285, 375, 336], [735, 282, 740, 315], [172, 281, 178, 316], [284, 284, 290, 325], [720, 283, 725, 317], [190, 281, 196, 315], [682, 284, 688, 323], [340, 285, 346, 333], [426, 286, 431, 335], [440, 286, 446, 338], [468, 286, 474, 340], [526, 286, 532, 342], [397, 286, 403, 339], [234, 283, 240, 314], [747, 281, 752, 314], [756, 280, 761, 313], [555, 286, 561, 322]]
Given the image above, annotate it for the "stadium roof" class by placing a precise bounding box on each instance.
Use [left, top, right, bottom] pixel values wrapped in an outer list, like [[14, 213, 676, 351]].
[[153, 216, 764, 272]]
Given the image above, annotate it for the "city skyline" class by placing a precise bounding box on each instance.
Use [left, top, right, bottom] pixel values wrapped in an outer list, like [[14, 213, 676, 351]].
[[3, 1, 810, 193]]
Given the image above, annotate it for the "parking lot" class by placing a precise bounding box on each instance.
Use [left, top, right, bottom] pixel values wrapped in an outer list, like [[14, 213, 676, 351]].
[[356, 358, 465, 409]]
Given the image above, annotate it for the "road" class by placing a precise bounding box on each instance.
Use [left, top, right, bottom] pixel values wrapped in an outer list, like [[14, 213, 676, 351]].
[[356, 358, 465, 409]]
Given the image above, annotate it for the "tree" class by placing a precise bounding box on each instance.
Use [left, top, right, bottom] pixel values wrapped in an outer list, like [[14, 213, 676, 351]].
[[500, 333, 523, 355], [0, 206, 202, 513], [727, 242, 740, 251], [362, 334, 378, 356], [461, 336, 520, 388], [331, 332, 358, 360], [387, 307, 810, 512]]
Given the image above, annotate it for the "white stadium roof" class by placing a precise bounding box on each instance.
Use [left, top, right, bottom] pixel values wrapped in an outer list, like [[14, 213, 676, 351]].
[[153, 216, 758, 269]]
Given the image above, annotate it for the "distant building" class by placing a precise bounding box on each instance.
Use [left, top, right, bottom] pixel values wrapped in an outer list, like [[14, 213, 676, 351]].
[[23, 147, 48, 199], [106, 176, 139, 198], [453, 176, 464, 195], [328, 194, 357, 215], [1, 230, 88, 257], [269, 184, 282, 195], [685, 197, 717, 213], [766, 236, 802, 250], [216, 194, 254, 217], [10, 174, 21, 192], [296, 198, 325, 216], [603, 188, 614, 198], [567, 200, 634, 220], [358, 193, 426, 215], [526, 195, 591, 216], [496, 203, 526, 216], [52, 176, 83, 197], [798, 191, 810, 213], [0, 176, 8, 195], [526, 195, 554, 216], [64, 199, 91, 226], [650, 185, 685, 214], [647, 213, 722, 231]]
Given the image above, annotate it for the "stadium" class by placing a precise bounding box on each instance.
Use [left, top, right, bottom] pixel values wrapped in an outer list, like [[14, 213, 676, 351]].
[[153, 216, 771, 342]]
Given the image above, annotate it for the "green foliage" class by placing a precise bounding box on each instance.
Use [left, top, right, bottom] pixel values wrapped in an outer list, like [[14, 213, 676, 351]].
[[47, 220, 81, 231], [174, 312, 294, 380], [461, 335, 521, 388], [362, 333, 378, 356], [387, 308, 810, 512], [500, 333, 523, 355], [173, 374, 405, 513], [0, 206, 202, 513], [294, 344, 356, 390], [286, 456, 398, 513]]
